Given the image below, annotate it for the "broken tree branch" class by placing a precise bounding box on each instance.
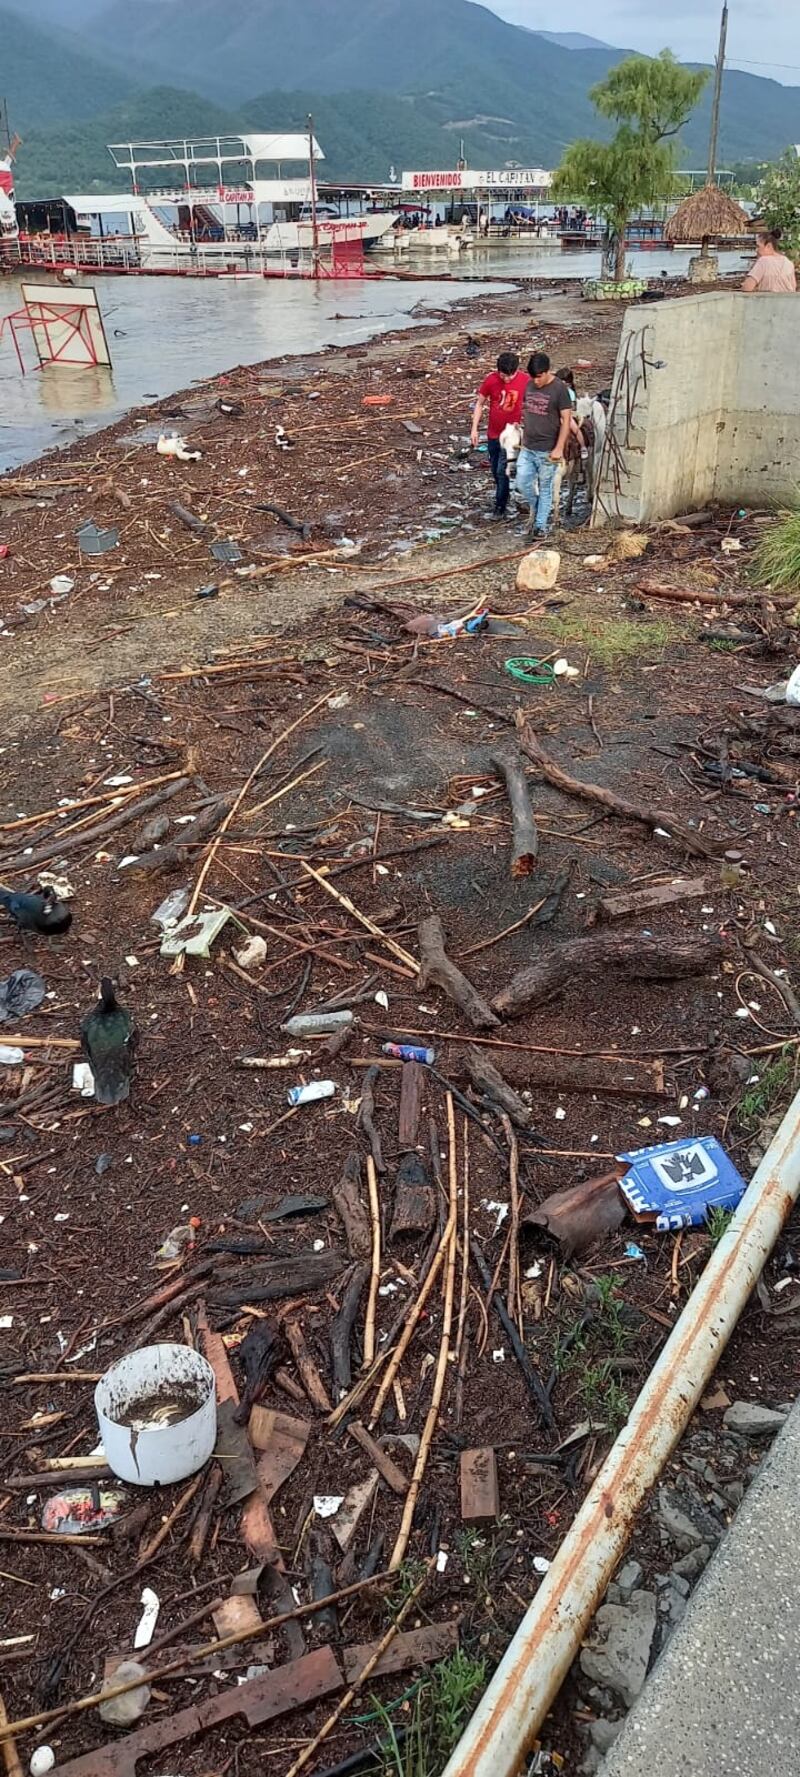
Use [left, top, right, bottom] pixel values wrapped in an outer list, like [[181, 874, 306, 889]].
[[489, 745, 539, 875], [418, 913, 499, 1030], [493, 932, 723, 1020], [363, 1156, 381, 1371], [515, 715, 722, 860]]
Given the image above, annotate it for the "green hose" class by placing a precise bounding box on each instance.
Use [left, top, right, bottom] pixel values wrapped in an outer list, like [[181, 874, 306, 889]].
[[503, 656, 556, 686]]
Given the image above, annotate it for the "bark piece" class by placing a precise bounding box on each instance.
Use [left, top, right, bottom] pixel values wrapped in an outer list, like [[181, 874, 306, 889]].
[[493, 932, 723, 1020], [188, 1464, 222, 1566], [389, 1152, 435, 1241], [398, 1060, 424, 1150], [331, 1263, 369, 1398], [465, 1046, 531, 1125], [460, 1448, 500, 1524], [348, 1422, 409, 1498], [489, 745, 539, 875], [196, 1301, 281, 1568], [343, 1621, 458, 1685], [331, 1472, 379, 1551], [358, 1067, 386, 1174], [522, 1170, 626, 1259], [210, 1249, 344, 1310], [516, 716, 722, 860], [49, 1648, 343, 1777], [496, 1048, 665, 1098], [212, 1595, 263, 1638], [214, 1399, 260, 1508], [284, 1321, 333, 1414], [332, 1152, 370, 1262], [598, 876, 712, 921], [418, 913, 499, 1030], [248, 1408, 311, 1505]]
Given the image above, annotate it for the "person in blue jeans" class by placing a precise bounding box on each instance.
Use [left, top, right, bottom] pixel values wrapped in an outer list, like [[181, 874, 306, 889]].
[[471, 350, 529, 519], [516, 352, 573, 537]]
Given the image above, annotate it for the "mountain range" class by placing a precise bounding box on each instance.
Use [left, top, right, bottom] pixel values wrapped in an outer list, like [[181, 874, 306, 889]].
[[2, 0, 798, 199]]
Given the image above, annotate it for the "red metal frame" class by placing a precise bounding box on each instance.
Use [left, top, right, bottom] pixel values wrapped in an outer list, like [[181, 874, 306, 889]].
[[0, 295, 107, 374]]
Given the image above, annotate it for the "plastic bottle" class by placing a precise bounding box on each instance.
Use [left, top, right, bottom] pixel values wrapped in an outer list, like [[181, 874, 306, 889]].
[[287, 1080, 337, 1107], [382, 1042, 435, 1065]]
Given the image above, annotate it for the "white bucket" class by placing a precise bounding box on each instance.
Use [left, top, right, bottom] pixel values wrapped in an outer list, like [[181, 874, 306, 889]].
[[95, 1343, 217, 1487]]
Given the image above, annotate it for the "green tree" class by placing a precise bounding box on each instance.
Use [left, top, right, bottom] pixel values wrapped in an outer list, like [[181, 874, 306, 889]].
[[552, 50, 708, 280], [758, 148, 800, 257]]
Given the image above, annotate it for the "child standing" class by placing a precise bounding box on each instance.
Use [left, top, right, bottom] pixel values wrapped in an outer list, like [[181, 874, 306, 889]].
[[470, 350, 529, 520]]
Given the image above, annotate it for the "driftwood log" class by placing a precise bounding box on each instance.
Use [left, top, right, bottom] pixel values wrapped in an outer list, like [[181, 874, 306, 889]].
[[331, 1262, 369, 1398], [209, 1250, 344, 1310], [332, 1151, 371, 1262], [493, 931, 723, 1020], [127, 794, 233, 874], [418, 914, 499, 1030], [522, 1171, 626, 1258], [398, 1061, 424, 1150], [515, 716, 722, 861], [597, 876, 712, 921], [489, 746, 539, 876], [464, 1047, 532, 1126]]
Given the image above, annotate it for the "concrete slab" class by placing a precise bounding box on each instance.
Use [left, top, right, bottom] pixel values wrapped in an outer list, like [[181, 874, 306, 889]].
[[601, 1398, 800, 1775]]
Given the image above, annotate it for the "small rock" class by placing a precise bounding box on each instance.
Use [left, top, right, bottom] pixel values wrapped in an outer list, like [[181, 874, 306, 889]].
[[516, 548, 561, 594], [723, 1401, 788, 1437], [588, 1718, 623, 1753], [700, 1383, 731, 1412], [580, 1749, 602, 1776], [613, 1560, 643, 1602], [579, 1590, 657, 1707], [681, 1455, 717, 1485], [722, 1479, 745, 1506], [672, 1544, 712, 1581], [98, 1660, 150, 1726], [656, 1486, 725, 1552]]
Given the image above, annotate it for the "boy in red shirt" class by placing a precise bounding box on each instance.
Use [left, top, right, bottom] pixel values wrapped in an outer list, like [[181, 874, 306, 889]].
[[471, 350, 529, 520]]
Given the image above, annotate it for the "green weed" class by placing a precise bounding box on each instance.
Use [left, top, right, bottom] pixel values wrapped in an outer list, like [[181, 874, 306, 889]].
[[751, 505, 800, 589], [581, 1361, 631, 1433], [708, 637, 739, 652], [539, 610, 677, 669], [386, 1558, 430, 1615], [738, 1048, 795, 1131], [593, 1274, 631, 1355], [705, 1206, 734, 1246], [373, 1649, 488, 1777], [454, 1529, 496, 1595]]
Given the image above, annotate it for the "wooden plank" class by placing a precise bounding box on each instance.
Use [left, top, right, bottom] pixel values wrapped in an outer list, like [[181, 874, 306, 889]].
[[598, 876, 711, 921], [343, 1621, 458, 1685], [331, 1472, 379, 1551], [460, 1447, 500, 1524], [398, 1060, 423, 1150], [284, 1320, 333, 1414], [348, 1422, 409, 1497]]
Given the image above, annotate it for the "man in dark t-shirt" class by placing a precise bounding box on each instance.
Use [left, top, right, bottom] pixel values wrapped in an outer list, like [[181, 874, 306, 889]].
[[471, 349, 529, 519], [516, 352, 573, 536]]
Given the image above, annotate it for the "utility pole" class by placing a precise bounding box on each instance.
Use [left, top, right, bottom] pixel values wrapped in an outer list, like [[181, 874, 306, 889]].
[[707, 2, 728, 185], [308, 112, 321, 279]]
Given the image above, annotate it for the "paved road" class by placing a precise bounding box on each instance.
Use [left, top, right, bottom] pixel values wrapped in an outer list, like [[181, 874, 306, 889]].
[[601, 1398, 800, 1775]]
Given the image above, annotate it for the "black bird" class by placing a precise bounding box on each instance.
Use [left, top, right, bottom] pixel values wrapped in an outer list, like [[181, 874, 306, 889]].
[[80, 978, 135, 1107], [0, 886, 72, 935]]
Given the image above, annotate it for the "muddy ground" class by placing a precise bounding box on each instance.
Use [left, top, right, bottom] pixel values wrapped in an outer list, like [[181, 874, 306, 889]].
[[1, 282, 799, 1777]]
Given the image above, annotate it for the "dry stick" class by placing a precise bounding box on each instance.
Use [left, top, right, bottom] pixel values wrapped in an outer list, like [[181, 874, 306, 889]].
[[188, 1464, 223, 1566], [243, 758, 326, 822], [283, 1561, 434, 1777], [0, 1694, 23, 1777], [638, 579, 798, 610], [454, 1117, 471, 1367], [283, 1321, 333, 1414], [746, 952, 800, 1028], [187, 690, 332, 918], [0, 1572, 395, 1745], [362, 1155, 381, 1371], [300, 862, 417, 971], [462, 895, 547, 960], [389, 1097, 458, 1571], [0, 771, 184, 837], [367, 1209, 453, 1430], [515, 716, 722, 862], [489, 745, 539, 874], [136, 1470, 204, 1566], [0, 777, 192, 874], [500, 1113, 522, 1334], [0, 1037, 80, 1052]]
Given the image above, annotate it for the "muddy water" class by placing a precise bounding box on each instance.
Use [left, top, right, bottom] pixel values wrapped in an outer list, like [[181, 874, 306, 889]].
[[0, 270, 504, 473]]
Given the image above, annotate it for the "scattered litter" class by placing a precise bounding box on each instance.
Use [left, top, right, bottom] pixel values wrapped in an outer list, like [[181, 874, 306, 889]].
[[287, 1080, 337, 1107], [314, 1494, 344, 1519], [625, 1243, 647, 1263], [618, 1135, 748, 1231], [150, 887, 190, 930], [134, 1587, 161, 1649], [41, 1488, 126, 1536], [234, 935, 268, 970], [160, 907, 232, 958], [0, 969, 46, 1023], [787, 663, 800, 706], [210, 538, 243, 564], [375, 990, 390, 1011], [76, 521, 119, 556], [99, 1659, 151, 1726], [29, 1750, 56, 1777], [37, 870, 75, 899], [492, 1348, 506, 1364], [328, 691, 351, 709], [0, 1046, 24, 1066], [720, 537, 742, 554], [657, 1115, 682, 1128], [156, 1223, 198, 1261], [71, 1061, 95, 1098], [382, 1042, 435, 1064], [0, 1314, 13, 1329], [436, 1549, 449, 1573], [504, 656, 556, 686], [533, 1556, 551, 1575], [49, 575, 74, 597], [283, 1011, 353, 1037]]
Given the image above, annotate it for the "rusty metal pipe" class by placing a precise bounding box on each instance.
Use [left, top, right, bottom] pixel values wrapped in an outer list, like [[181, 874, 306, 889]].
[[443, 1087, 800, 1777]]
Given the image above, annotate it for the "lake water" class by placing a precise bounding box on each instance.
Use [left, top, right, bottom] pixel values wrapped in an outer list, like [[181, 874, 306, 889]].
[[0, 244, 749, 473], [0, 271, 503, 473]]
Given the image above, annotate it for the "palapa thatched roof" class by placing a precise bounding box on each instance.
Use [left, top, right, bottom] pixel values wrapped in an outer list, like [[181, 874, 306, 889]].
[[665, 184, 750, 243]]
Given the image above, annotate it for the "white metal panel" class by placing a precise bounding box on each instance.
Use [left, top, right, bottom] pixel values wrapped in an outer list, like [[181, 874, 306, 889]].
[[242, 134, 323, 162]]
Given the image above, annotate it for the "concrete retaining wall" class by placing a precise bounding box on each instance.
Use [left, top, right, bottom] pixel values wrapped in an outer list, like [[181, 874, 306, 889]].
[[594, 291, 800, 524]]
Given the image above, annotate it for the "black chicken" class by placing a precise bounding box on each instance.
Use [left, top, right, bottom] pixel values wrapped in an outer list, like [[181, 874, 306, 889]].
[[80, 978, 135, 1107], [0, 887, 72, 935]]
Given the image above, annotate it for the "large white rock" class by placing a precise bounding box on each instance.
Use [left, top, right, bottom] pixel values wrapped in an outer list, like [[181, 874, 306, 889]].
[[516, 549, 561, 594]]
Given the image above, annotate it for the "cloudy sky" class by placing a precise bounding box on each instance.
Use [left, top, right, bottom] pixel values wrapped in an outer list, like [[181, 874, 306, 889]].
[[488, 1, 800, 85]]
